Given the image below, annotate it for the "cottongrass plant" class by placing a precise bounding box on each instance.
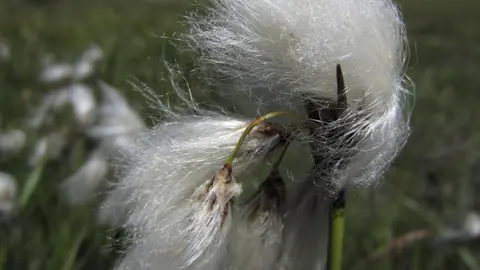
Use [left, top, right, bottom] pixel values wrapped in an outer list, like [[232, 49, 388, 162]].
[[0, 44, 148, 215], [103, 0, 412, 269], [0, 129, 26, 157], [62, 81, 146, 205], [22, 43, 146, 206]]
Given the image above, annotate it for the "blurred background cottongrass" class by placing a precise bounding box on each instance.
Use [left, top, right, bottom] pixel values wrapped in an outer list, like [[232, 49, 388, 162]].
[[0, 0, 479, 269]]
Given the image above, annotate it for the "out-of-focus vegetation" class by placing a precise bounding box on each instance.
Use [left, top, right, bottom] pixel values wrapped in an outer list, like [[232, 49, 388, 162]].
[[0, 0, 479, 269]]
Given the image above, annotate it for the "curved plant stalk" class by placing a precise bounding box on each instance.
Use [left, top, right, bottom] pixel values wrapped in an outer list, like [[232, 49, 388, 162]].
[[224, 111, 289, 167], [19, 155, 47, 211]]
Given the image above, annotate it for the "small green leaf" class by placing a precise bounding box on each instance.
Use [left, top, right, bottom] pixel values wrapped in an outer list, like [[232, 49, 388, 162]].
[[19, 156, 47, 211]]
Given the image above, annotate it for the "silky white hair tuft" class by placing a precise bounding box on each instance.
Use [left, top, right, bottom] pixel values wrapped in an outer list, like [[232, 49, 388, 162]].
[[101, 114, 281, 269], [185, 0, 411, 189], [186, 0, 407, 108]]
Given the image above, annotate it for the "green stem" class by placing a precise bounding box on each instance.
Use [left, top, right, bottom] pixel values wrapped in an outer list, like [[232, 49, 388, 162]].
[[224, 111, 288, 166], [327, 188, 347, 270], [19, 155, 48, 211]]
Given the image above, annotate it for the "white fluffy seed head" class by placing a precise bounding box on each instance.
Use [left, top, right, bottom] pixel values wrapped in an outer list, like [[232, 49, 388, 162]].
[[60, 82, 146, 206], [61, 150, 109, 205], [102, 114, 281, 269], [67, 83, 96, 126], [186, 0, 407, 110], [0, 130, 26, 156], [87, 81, 145, 138], [185, 0, 411, 189]]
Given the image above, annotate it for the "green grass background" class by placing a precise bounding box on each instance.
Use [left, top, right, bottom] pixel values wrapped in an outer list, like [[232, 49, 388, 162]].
[[0, 0, 479, 269]]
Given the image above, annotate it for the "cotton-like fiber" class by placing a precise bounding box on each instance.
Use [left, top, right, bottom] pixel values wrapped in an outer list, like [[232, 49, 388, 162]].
[[102, 115, 281, 269]]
